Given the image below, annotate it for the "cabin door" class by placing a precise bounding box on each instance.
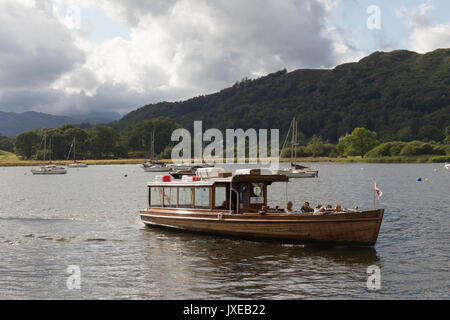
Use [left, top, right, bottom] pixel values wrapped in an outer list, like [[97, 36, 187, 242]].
[[238, 184, 249, 213]]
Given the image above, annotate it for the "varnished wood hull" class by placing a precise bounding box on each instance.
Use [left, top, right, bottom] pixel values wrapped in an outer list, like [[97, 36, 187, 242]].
[[140, 209, 384, 247]]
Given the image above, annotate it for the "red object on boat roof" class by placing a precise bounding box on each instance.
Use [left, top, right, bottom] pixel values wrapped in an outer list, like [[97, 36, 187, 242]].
[[163, 175, 172, 182]]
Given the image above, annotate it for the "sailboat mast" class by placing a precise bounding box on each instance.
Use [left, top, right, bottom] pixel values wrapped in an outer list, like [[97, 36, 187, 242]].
[[152, 127, 155, 160], [43, 133, 46, 162], [49, 137, 52, 163], [73, 137, 76, 162], [290, 117, 294, 160], [294, 118, 298, 163]]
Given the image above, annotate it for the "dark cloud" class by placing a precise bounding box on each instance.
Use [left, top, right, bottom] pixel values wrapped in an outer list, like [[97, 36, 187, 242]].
[[0, 1, 84, 89], [0, 0, 338, 117]]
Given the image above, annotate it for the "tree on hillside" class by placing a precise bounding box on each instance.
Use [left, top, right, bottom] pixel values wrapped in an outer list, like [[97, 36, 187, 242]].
[[120, 117, 182, 157], [14, 131, 40, 160], [342, 127, 379, 158], [417, 125, 444, 142], [0, 134, 14, 152], [444, 126, 450, 145], [88, 125, 119, 158]]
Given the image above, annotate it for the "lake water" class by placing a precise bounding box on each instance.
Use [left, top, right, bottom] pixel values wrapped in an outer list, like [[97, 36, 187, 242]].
[[0, 163, 449, 299]]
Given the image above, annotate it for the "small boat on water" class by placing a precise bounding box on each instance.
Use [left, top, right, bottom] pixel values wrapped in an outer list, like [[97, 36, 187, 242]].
[[279, 163, 318, 178], [143, 161, 170, 172], [445, 163, 450, 171], [31, 164, 67, 175], [67, 137, 88, 168], [140, 168, 384, 247], [278, 117, 318, 178], [31, 135, 67, 175], [168, 163, 215, 179], [142, 128, 170, 172]]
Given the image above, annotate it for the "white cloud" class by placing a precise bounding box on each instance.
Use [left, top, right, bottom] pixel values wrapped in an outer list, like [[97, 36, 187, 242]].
[[7, 0, 340, 115], [396, 1, 450, 53]]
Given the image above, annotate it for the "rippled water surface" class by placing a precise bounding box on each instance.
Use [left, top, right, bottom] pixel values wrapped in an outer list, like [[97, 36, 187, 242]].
[[0, 163, 449, 299]]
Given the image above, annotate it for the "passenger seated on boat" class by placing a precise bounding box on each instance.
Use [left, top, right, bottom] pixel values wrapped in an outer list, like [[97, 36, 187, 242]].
[[334, 204, 343, 213], [314, 204, 325, 215], [285, 201, 294, 213], [301, 202, 314, 213]]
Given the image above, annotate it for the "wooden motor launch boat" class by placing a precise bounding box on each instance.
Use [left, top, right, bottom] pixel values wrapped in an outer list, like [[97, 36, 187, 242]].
[[140, 168, 384, 247]]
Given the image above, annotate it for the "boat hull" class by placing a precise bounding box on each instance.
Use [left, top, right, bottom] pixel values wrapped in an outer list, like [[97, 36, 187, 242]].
[[143, 167, 170, 172], [67, 163, 88, 168], [278, 169, 318, 178], [140, 209, 384, 246], [31, 169, 67, 175]]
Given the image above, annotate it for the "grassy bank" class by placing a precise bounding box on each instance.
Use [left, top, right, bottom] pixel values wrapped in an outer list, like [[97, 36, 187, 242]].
[[1, 154, 448, 167], [0, 158, 148, 167], [0, 150, 19, 162]]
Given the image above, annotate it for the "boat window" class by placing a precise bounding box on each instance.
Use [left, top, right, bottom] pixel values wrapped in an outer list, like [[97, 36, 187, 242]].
[[150, 187, 163, 207], [214, 186, 227, 209], [178, 187, 193, 208], [195, 187, 210, 209], [163, 187, 177, 208]]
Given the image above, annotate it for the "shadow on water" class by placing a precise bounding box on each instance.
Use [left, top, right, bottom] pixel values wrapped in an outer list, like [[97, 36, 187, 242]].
[[140, 225, 380, 261], [139, 225, 381, 299]]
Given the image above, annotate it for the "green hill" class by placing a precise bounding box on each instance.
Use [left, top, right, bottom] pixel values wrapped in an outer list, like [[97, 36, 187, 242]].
[[114, 49, 449, 143]]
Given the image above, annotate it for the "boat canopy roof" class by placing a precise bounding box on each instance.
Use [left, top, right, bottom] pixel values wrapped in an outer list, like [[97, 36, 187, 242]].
[[147, 168, 289, 187]]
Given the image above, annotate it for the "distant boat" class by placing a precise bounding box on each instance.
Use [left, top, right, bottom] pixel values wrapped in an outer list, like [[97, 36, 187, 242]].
[[445, 163, 450, 171], [31, 134, 67, 175], [168, 163, 216, 179], [277, 117, 318, 178], [142, 128, 170, 172], [31, 164, 67, 175], [143, 161, 170, 172], [67, 137, 88, 168]]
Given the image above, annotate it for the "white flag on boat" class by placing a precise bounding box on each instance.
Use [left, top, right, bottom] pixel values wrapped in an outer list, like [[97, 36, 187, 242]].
[[374, 181, 382, 199]]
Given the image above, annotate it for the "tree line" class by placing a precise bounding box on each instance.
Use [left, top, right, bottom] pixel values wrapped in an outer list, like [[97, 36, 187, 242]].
[[13, 117, 181, 160], [10, 118, 450, 161]]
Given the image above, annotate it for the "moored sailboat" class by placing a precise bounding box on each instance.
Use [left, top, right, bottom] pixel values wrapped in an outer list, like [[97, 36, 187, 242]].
[[67, 137, 88, 168], [31, 134, 67, 175], [142, 128, 170, 172], [278, 117, 318, 178]]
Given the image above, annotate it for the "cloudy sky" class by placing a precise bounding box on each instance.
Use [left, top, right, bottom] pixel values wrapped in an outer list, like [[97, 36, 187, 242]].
[[0, 0, 449, 116]]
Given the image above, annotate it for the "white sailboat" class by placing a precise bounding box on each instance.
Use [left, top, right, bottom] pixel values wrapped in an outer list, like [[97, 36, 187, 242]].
[[277, 117, 318, 178], [31, 134, 67, 175], [142, 128, 170, 172], [67, 137, 88, 168]]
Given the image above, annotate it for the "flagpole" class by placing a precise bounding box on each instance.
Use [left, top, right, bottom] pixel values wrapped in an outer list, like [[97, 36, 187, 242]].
[[373, 179, 376, 209]]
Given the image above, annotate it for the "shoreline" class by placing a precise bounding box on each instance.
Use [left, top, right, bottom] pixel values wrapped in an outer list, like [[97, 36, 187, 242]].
[[0, 156, 448, 167]]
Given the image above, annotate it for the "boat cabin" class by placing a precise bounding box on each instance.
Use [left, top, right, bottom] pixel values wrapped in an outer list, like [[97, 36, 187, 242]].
[[147, 168, 289, 214]]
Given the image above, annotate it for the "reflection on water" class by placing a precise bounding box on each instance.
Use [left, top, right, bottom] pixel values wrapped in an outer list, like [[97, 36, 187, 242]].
[[0, 163, 449, 299]]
